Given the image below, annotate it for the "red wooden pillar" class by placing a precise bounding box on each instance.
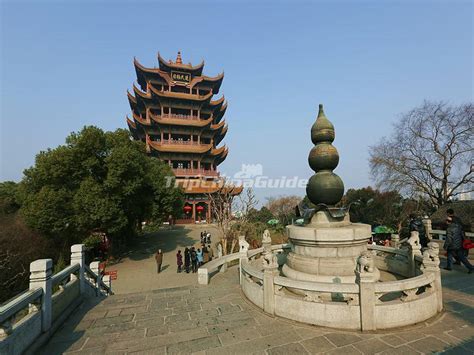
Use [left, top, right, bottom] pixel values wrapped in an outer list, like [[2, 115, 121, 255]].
[[192, 202, 196, 222], [207, 201, 211, 223]]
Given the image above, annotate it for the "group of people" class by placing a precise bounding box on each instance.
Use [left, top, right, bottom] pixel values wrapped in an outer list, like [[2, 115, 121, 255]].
[[200, 230, 211, 244], [176, 244, 214, 273], [409, 209, 473, 274], [153, 231, 214, 274]]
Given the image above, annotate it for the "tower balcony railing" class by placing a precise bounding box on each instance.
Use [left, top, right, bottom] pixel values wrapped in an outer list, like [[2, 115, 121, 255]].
[[161, 113, 200, 120], [159, 139, 210, 146], [172, 168, 219, 177]]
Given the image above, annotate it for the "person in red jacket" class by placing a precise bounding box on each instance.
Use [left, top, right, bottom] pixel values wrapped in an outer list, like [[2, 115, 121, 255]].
[[444, 217, 473, 273], [176, 250, 183, 273]]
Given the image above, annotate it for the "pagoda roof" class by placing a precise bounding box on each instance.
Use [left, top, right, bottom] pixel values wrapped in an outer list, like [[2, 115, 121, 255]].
[[215, 124, 228, 145], [214, 146, 228, 165], [190, 73, 224, 94], [127, 90, 137, 106], [210, 119, 225, 131], [214, 102, 227, 123], [158, 52, 204, 76], [209, 95, 225, 106], [129, 110, 228, 142], [126, 117, 140, 139], [131, 112, 152, 126], [134, 58, 172, 89], [134, 57, 224, 94], [129, 83, 226, 114]]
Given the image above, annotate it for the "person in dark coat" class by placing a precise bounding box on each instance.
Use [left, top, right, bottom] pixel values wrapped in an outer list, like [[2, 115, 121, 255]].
[[444, 217, 473, 273], [409, 214, 428, 248], [191, 247, 198, 273], [207, 244, 213, 261], [155, 249, 163, 273], [184, 247, 191, 273], [176, 250, 183, 273], [447, 208, 467, 262]]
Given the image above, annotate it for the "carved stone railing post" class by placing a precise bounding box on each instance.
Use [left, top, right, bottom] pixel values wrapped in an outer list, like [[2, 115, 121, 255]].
[[70, 244, 85, 294], [29, 259, 52, 332], [390, 234, 400, 248], [408, 231, 422, 277], [198, 268, 209, 285], [220, 261, 227, 273], [217, 243, 227, 273], [90, 261, 100, 295], [238, 236, 249, 285], [422, 217, 432, 241], [421, 242, 443, 312], [356, 269, 377, 331], [261, 230, 279, 315], [103, 275, 111, 294], [263, 265, 278, 316]]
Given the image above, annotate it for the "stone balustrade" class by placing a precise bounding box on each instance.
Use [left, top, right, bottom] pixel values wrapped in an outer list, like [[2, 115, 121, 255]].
[[205, 241, 442, 331], [430, 229, 474, 241], [198, 244, 290, 285], [0, 244, 112, 355]]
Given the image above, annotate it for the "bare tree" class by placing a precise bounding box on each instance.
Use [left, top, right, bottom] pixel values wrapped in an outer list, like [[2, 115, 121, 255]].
[[370, 101, 473, 207], [236, 187, 258, 225], [207, 183, 257, 255], [207, 179, 237, 255], [266, 195, 301, 225]]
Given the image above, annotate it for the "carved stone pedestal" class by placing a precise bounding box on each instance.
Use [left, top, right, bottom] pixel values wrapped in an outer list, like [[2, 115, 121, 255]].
[[283, 211, 376, 283]]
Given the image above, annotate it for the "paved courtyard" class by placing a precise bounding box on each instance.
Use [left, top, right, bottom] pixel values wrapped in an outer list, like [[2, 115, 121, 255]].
[[40, 264, 474, 354], [109, 225, 220, 294]]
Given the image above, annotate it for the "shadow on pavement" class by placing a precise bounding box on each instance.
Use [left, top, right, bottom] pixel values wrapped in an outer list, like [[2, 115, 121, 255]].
[[118, 226, 199, 262], [38, 295, 105, 354]]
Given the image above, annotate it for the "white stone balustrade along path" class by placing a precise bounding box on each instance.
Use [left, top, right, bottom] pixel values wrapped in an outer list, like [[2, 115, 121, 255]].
[[199, 222, 445, 332], [0, 244, 113, 355]]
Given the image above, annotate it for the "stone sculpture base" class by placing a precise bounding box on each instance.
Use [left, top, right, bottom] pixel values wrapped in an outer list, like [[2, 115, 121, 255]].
[[283, 211, 378, 283]]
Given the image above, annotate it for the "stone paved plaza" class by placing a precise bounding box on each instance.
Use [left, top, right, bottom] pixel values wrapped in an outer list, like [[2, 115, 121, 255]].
[[40, 265, 474, 354]]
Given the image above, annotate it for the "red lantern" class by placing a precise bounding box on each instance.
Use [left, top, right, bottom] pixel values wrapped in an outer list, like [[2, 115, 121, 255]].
[[196, 205, 204, 212], [184, 205, 192, 212]]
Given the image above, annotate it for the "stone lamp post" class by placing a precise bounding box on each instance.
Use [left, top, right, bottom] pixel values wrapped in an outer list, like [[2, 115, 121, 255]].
[[283, 105, 379, 284]]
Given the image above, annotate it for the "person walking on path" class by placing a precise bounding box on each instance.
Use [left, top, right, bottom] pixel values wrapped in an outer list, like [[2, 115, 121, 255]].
[[202, 245, 209, 264], [208, 244, 214, 261], [444, 217, 473, 273], [447, 208, 468, 262], [155, 249, 163, 273], [191, 247, 198, 273], [176, 250, 183, 273], [197, 248, 203, 267], [184, 247, 191, 273]]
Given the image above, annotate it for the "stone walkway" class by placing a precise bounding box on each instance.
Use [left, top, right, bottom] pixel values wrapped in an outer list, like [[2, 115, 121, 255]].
[[40, 264, 474, 354], [109, 225, 220, 294]]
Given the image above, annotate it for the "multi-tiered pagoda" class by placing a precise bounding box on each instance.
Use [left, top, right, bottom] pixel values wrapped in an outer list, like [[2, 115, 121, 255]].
[[126, 51, 241, 223]]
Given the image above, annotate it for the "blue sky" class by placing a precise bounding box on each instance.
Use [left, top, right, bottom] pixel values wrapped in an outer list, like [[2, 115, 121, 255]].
[[1, 0, 472, 204]]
